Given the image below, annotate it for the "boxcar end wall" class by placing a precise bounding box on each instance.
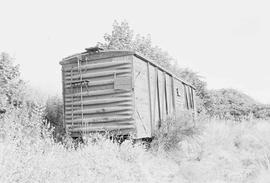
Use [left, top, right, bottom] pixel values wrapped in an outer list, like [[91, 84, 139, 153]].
[[60, 49, 196, 139]]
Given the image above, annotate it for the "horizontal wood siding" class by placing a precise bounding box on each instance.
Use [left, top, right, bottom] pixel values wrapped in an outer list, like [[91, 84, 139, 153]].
[[62, 55, 135, 136]]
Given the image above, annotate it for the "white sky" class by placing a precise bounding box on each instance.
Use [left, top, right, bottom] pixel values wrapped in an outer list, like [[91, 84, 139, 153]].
[[0, 0, 270, 103]]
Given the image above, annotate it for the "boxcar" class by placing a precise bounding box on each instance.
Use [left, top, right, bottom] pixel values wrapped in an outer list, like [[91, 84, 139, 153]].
[[60, 47, 196, 138]]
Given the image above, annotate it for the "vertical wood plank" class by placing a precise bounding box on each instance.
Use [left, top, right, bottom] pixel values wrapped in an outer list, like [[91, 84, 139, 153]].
[[192, 89, 197, 123], [187, 86, 191, 110], [149, 65, 158, 131], [163, 72, 168, 116], [158, 70, 164, 122], [152, 66, 157, 130], [165, 74, 173, 117], [190, 87, 194, 109], [171, 77, 176, 117], [184, 84, 189, 109], [152, 69, 156, 128], [156, 68, 161, 128], [147, 62, 153, 136]]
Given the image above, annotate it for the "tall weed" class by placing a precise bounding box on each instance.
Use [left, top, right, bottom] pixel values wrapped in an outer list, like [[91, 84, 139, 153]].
[[1, 109, 270, 182]]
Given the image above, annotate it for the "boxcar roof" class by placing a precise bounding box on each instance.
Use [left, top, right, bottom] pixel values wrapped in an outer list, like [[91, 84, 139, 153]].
[[60, 49, 195, 89]]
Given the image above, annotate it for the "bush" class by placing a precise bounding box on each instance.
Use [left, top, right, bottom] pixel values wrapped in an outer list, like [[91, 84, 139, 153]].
[[44, 95, 65, 141], [151, 112, 198, 152]]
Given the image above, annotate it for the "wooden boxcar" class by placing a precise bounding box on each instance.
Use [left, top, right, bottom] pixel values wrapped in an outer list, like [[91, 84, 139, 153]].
[[60, 47, 196, 138]]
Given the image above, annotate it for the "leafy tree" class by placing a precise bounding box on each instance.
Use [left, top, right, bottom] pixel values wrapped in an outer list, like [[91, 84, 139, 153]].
[[98, 20, 173, 68], [0, 52, 22, 111], [99, 21, 134, 50], [0, 53, 51, 143], [0, 52, 42, 116], [0, 53, 65, 141], [208, 89, 257, 120], [0, 53, 20, 82], [252, 104, 270, 119], [132, 34, 173, 69]]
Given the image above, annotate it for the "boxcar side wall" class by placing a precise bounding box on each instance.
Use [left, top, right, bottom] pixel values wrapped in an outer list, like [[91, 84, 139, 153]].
[[133, 56, 177, 138], [62, 55, 135, 137], [133, 56, 196, 138]]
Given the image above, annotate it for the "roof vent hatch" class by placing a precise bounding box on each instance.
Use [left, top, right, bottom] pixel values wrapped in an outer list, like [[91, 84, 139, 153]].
[[85, 46, 104, 54]]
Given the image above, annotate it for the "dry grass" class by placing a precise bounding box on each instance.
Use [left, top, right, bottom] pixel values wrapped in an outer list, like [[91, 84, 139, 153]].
[[0, 111, 270, 183]]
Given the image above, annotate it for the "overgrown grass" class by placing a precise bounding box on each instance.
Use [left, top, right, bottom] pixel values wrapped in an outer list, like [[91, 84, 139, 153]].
[[1, 110, 270, 183]]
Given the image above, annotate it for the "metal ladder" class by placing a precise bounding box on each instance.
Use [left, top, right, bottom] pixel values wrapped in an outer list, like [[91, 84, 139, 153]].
[[77, 56, 85, 136], [71, 67, 74, 128]]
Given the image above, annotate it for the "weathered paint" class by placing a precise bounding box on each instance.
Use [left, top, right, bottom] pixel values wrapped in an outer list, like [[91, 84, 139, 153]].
[[60, 49, 196, 138]]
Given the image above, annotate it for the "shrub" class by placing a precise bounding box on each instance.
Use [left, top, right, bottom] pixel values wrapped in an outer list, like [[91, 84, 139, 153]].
[[44, 95, 65, 141], [151, 111, 198, 152]]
